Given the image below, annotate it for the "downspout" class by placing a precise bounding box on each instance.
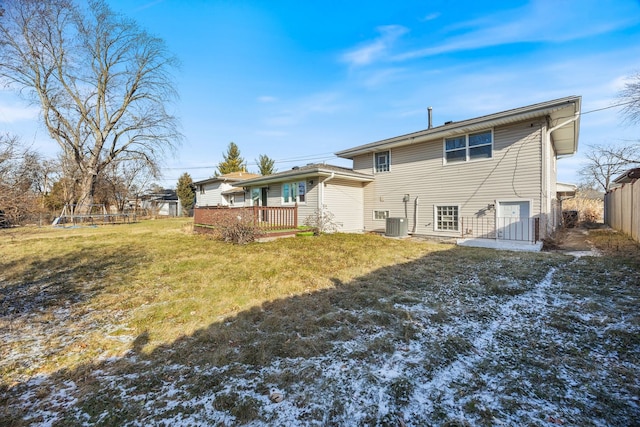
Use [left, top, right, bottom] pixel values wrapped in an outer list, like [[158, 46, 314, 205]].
[[542, 121, 551, 237], [320, 172, 336, 221], [412, 196, 419, 234], [544, 111, 579, 236]]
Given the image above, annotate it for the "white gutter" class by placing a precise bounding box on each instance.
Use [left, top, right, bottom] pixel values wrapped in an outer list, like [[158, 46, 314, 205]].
[[320, 172, 335, 210], [547, 112, 579, 134]]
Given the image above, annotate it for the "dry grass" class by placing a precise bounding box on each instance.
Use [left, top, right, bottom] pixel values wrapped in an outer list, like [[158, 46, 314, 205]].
[[0, 219, 437, 384], [562, 195, 604, 224], [1, 220, 639, 426]]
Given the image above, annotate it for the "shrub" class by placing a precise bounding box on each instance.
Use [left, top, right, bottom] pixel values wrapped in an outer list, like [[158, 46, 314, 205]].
[[198, 208, 263, 244], [304, 208, 338, 235], [562, 193, 603, 224], [581, 206, 600, 224], [219, 212, 263, 244]]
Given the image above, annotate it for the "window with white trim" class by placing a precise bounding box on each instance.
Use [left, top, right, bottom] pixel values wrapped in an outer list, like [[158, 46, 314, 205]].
[[282, 181, 306, 204], [251, 188, 260, 206], [445, 130, 492, 163], [374, 210, 389, 220], [435, 205, 459, 231], [375, 151, 390, 173]]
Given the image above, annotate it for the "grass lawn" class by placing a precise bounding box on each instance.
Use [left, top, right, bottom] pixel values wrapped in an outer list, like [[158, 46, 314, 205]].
[[1, 219, 639, 426]]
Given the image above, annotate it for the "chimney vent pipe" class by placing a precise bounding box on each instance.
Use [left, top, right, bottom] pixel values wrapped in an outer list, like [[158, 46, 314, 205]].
[[427, 106, 433, 129]]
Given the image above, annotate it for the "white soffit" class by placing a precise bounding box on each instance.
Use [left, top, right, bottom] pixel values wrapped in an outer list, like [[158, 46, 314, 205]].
[[336, 96, 581, 158]]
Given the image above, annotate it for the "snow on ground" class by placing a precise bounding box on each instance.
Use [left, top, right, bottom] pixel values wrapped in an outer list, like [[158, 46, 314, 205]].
[[2, 252, 640, 426]]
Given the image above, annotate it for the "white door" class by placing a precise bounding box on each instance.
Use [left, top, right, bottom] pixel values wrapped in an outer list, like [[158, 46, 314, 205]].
[[498, 201, 530, 241]]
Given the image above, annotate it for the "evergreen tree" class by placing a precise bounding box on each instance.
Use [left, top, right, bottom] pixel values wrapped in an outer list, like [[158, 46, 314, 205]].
[[217, 142, 246, 175], [256, 154, 276, 175], [176, 173, 195, 216]]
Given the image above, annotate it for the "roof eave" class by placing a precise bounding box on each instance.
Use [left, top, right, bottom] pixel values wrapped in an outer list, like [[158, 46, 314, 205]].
[[336, 96, 582, 159], [237, 168, 374, 187]]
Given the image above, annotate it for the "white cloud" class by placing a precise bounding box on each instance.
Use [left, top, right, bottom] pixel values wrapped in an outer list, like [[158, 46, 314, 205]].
[[255, 130, 288, 137], [341, 25, 408, 67], [393, 0, 640, 62], [257, 96, 278, 103], [359, 67, 406, 88], [420, 13, 440, 22], [0, 103, 39, 123], [133, 0, 165, 12], [262, 92, 348, 128]]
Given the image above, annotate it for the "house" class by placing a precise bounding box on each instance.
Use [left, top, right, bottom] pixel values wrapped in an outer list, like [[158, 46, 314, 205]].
[[235, 164, 374, 233], [193, 172, 260, 207], [334, 96, 581, 245], [198, 96, 581, 247], [140, 189, 182, 217]]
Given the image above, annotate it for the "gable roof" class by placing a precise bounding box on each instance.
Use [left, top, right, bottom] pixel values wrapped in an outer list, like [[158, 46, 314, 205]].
[[221, 186, 246, 195], [193, 171, 260, 186], [236, 163, 374, 187], [335, 96, 581, 159]]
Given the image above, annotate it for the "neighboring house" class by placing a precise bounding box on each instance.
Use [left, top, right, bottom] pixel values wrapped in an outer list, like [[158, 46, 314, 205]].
[[236, 164, 374, 233], [333, 96, 581, 243], [193, 172, 260, 207], [141, 190, 182, 217]]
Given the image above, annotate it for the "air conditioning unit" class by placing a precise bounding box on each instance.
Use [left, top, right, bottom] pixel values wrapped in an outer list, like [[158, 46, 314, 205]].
[[385, 217, 408, 237]]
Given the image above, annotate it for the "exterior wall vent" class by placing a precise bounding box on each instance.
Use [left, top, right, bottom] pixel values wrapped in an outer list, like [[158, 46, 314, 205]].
[[385, 217, 408, 237]]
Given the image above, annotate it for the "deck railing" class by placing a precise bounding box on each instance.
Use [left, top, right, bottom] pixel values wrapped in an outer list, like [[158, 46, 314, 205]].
[[194, 205, 298, 231], [460, 217, 540, 243]]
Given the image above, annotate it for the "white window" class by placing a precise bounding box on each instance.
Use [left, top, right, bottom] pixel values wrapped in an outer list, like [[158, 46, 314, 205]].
[[251, 188, 260, 206], [435, 205, 459, 231], [374, 210, 389, 220], [282, 181, 306, 204], [445, 130, 492, 164], [375, 151, 390, 173]]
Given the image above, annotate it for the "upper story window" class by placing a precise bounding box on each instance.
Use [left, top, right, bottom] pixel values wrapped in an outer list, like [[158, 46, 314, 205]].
[[199, 185, 205, 194], [375, 151, 390, 173], [282, 181, 306, 204], [444, 130, 492, 164]]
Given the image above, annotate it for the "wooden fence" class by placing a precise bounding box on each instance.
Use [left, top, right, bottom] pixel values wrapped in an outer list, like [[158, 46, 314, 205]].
[[194, 205, 298, 232], [605, 181, 640, 242]]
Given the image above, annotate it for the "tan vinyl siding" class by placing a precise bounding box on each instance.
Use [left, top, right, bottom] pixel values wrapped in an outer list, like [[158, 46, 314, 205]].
[[259, 180, 320, 223], [298, 181, 319, 221], [353, 155, 373, 174], [356, 121, 545, 236], [196, 182, 233, 207], [323, 178, 365, 232], [267, 183, 282, 207]]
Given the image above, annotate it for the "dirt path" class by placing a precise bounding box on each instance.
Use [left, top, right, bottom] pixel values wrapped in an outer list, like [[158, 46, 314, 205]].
[[552, 226, 602, 256]]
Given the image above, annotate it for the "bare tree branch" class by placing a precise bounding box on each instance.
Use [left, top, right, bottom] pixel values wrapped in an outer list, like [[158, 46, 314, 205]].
[[578, 143, 640, 191], [0, 0, 181, 214], [619, 71, 640, 125]]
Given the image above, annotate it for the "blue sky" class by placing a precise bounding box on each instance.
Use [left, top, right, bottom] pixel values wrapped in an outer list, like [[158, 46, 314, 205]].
[[1, 0, 640, 186]]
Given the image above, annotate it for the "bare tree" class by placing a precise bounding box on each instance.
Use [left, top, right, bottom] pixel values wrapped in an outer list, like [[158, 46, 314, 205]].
[[0, 133, 46, 225], [619, 71, 640, 124], [100, 159, 159, 213], [579, 144, 640, 191], [0, 0, 181, 214]]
